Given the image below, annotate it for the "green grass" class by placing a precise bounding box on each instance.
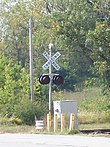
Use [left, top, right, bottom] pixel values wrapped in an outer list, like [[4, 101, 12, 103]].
[[78, 111, 110, 124], [63, 87, 103, 102], [79, 122, 110, 130], [0, 125, 36, 134]]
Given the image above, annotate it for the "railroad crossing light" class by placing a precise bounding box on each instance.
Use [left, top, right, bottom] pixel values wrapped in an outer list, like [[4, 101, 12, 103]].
[[53, 74, 63, 85], [39, 74, 50, 84]]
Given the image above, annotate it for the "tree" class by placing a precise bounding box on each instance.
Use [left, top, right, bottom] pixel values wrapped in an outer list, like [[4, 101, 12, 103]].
[[1, 0, 109, 93], [86, 0, 110, 96], [45, 0, 96, 90], [0, 53, 29, 116]]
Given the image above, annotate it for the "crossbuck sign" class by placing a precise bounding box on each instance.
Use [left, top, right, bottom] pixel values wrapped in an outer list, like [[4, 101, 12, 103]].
[[42, 51, 61, 71]]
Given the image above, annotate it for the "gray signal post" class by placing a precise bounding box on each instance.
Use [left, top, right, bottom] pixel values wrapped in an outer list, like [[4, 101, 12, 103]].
[[48, 43, 52, 114], [42, 43, 61, 114]]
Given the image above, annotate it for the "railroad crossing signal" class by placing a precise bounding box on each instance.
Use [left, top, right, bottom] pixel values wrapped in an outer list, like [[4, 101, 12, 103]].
[[42, 51, 61, 71], [41, 43, 63, 114], [39, 74, 63, 85], [40, 49, 63, 85]]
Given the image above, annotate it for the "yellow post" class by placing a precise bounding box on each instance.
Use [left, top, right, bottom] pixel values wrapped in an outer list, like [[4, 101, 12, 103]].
[[61, 113, 65, 132], [69, 113, 74, 131], [54, 114, 58, 132], [47, 113, 51, 131]]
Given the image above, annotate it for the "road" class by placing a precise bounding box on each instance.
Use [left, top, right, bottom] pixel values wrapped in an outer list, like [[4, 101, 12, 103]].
[[0, 134, 110, 147]]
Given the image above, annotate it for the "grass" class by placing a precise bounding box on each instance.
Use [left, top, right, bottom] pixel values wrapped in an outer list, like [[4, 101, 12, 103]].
[[79, 122, 110, 130], [0, 125, 36, 134], [63, 87, 102, 102], [78, 111, 110, 124]]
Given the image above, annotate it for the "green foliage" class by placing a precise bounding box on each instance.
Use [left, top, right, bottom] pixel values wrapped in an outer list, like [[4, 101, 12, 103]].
[[58, 68, 79, 91], [0, 117, 14, 126], [0, 0, 95, 92], [78, 88, 110, 123], [0, 0, 110, 126], [49, 0, 96, 90], [79, 96, 109, 112], [86, 0, 110, 96], [68, 129, 80, 135], [14, 99, 47, 125], [0, 54, 29, 117], [79, 92, 110, 124], [0, 1, 105, 90], [0, 116, 22, 126], [1, 0, 110, 93], [84, 77, 100, 87], [34, 80, 49, 102], [53, 90, 64, 101], [78, 111, 110, 124], [0, 53, 48, 124]]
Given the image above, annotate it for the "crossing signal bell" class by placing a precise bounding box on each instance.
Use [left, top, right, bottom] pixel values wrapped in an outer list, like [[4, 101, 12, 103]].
[[39, 74, 63, 85]]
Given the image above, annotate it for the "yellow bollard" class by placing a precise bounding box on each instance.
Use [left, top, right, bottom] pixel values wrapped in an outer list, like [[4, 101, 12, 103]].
[[69, 113, 74, 131], [61, 113, 65, 132], [54, 114, 58, 132], [47, 113, 51, 132]]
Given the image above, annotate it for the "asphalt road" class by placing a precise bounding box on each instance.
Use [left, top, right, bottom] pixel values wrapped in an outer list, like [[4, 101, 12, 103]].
[[0, 134, 110, 147]]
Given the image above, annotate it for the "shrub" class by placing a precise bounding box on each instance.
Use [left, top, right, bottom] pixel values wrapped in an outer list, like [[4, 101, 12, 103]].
[[0, 117, 15, 125], [0, 117, 9, 125], [14, 99, 48, 125]]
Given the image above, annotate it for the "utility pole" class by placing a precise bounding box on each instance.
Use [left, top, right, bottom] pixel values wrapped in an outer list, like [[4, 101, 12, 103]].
[[29, 18, 34, 101]]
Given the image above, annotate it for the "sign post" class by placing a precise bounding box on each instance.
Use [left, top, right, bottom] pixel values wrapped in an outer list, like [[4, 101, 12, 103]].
[[48, 44, 52, 114], [42, 43, 61, 114]]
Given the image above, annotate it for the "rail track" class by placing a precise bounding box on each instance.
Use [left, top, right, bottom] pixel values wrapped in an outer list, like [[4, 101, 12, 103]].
[[80, 129, 110, 135]]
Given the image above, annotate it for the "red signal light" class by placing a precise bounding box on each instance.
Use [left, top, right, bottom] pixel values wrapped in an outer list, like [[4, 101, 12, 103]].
[[53, 74, 63, 85], [39, 74, 50, 84]]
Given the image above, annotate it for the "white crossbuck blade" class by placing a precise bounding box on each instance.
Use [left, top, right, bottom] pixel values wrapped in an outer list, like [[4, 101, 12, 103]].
[[42, 51, 61, 71]]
